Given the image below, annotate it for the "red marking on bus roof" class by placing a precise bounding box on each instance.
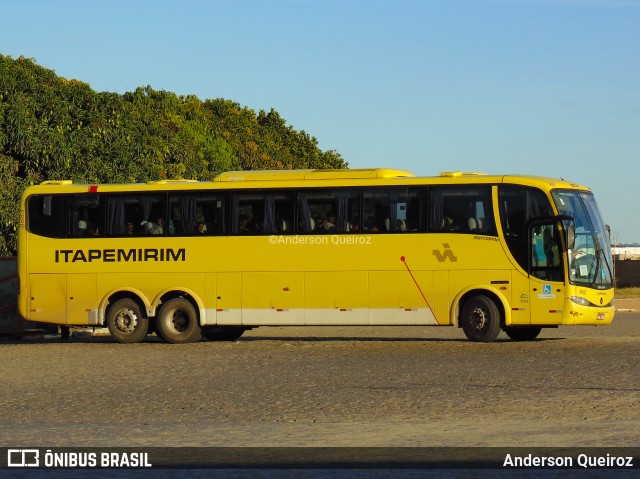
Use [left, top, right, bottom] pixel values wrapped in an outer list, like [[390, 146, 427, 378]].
[[88, 185, 98, 193]]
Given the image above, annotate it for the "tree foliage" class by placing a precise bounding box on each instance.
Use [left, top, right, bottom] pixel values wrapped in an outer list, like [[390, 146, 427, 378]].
[[0, 54, 346, 254]]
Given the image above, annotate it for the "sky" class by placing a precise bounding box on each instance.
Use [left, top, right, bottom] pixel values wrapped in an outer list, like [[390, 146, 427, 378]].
[[2, 0, 639, 242]]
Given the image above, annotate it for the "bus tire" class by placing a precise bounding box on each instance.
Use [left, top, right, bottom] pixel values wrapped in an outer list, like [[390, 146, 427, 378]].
[[504, 326, 542, 341], [460, 294, 502, 342], [202, 326, 246, 341], [156, 298, 202, 344], [107, 298, 149, 344]]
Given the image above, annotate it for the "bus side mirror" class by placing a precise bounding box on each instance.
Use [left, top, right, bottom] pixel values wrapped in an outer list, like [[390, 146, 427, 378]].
[[566, 225, 575, 250]]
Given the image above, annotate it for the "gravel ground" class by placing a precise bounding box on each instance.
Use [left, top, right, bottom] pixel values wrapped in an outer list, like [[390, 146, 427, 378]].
[[1, 313, 638, 448]]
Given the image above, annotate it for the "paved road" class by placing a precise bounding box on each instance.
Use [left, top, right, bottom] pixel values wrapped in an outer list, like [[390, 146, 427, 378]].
[[1, 313, 639, 448]]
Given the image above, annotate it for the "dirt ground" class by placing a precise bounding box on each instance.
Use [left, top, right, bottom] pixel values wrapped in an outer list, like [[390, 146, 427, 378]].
[[0, 312, 638, 448]]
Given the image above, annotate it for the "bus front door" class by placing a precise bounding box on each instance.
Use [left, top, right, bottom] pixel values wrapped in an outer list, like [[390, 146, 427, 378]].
[[529, 222, 565, 325]]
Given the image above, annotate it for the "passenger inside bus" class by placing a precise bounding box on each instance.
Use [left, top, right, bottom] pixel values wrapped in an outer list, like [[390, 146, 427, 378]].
[[324, 212, 336, 232], [144, 217, 164, 235], [364, 216, 379, 232], [385, 218, 408, 232], [441, 213, 458, 231], [467, 217, 483, 233], [194, 222, 207, 234], [238, 215, 250, 234], [313, 216, 325, 232], [276, 217, 291, 233], [247, 218, 263, 234]]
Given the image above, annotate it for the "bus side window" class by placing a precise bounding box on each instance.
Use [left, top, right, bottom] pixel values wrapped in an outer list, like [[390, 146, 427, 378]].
[[363, 188, 422, 233], [430, 186, 495, 235], [232, 193, 264, 235], [168, 194, 226, 236], [27, 195, 68, 238], [298, 189, 359, 234], [266, 192, 294, 234], [69, 195, 104, 237]]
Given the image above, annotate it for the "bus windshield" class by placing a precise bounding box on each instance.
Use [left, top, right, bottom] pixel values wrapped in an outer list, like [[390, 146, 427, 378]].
[[552, 190, 614, 289]]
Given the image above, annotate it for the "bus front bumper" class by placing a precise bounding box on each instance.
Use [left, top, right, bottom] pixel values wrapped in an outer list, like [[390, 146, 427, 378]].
[[564, 300, 615, 325]]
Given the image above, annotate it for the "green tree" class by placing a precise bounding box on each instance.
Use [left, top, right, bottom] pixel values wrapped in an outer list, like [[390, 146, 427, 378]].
[[0, 54, 347, 255]]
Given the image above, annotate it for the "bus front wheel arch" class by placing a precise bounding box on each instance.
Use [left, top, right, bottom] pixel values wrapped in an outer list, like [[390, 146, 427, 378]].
[[156, 297, 202, 344], [460, 294, 502, 342], [106, 298, 149, 344]]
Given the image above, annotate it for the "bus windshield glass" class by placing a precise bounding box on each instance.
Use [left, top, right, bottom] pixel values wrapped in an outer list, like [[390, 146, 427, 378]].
[[552, 190, 614, 289]]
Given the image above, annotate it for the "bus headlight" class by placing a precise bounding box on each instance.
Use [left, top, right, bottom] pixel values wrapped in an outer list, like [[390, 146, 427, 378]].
[[569, 296, 612, 308], [569, 296, 591, 306]]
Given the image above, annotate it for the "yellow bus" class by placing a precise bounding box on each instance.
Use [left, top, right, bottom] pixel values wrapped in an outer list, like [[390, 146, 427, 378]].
[[17, 168, 615, 343]]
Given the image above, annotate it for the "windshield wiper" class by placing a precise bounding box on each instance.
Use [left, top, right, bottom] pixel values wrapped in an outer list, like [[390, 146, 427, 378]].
[[591, 235, 613, 287]]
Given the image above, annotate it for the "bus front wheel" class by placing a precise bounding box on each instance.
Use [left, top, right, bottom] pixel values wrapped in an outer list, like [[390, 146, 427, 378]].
[[504, 326, 542, 341], [107, 298, 149, 344], [156, 298, 202, 344], [460, 295, 502, 342]]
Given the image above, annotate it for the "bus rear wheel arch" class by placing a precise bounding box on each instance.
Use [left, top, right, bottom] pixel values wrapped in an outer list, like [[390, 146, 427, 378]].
[[459, 293, 503, 342], [156, 297, 202, 344], [106, 297, 149, 344]]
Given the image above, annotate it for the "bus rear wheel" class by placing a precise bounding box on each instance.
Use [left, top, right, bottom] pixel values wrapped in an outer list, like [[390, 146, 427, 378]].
[[460, 294, 502, 342], [107, 298, 149, 344], [504, 326, 542, 341], [202, 326, 246, 341], [156, 298, 202, 344]]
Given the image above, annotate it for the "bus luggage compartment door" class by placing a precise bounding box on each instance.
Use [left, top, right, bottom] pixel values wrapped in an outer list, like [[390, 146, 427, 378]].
[[67, 273, 99, 325], [28, 274, 67, 324]]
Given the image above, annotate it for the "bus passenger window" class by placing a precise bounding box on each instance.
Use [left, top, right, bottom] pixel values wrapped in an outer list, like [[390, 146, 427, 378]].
[[69, 195, 104, 238], [27, 195, 67, 238], [230, 192, 294, 235], [169, 193, 226, 236], [106, 194, 166, 237], [297, 190, 359, 234], [272, 193, 294, 234], [430, 186, 495, 235], [363, 188, 424, 233]]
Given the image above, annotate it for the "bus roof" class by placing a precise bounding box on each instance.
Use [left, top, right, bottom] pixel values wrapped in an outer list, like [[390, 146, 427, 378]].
[[26, 169, 591, 194], [212, 168, 416, 181]]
